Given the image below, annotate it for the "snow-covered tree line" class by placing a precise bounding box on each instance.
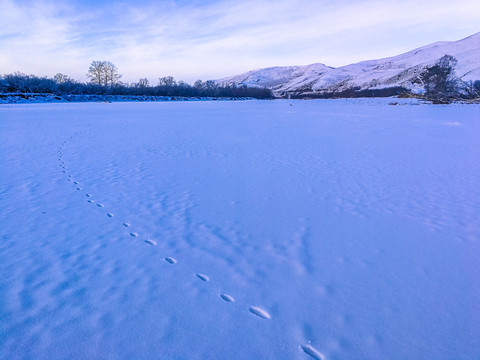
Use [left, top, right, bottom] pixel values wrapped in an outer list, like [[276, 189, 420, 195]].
[[0, 61, 274, 99]]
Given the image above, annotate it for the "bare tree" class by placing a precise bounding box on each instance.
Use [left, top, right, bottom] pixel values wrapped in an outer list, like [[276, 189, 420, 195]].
[[104, 61, 122, 86], [204, 80, 217, 90], [87, 61, 103, 85], [53, 73, 69, 84], [87, 61, 122, 86], [463, 80, 480, 99], [158, 76, 176, 86], [136, 78, 149, 88]]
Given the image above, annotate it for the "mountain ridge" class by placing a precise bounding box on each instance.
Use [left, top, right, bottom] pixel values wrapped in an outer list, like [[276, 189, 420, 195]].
[[217, 32, 480, 97]]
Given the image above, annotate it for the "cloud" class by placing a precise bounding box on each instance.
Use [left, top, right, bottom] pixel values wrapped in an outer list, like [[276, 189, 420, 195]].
[[1, 0, 479, 82]]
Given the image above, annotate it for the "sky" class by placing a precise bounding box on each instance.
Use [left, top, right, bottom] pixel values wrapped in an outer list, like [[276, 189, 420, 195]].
[[0, 0, 479, 84]]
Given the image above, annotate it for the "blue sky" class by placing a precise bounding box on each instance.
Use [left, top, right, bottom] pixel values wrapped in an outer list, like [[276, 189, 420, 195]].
[[1, 0, 479, 84]]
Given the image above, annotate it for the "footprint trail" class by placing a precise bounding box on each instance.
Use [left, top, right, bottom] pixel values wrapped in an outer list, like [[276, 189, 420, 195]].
[[56, 132, 322, 359]]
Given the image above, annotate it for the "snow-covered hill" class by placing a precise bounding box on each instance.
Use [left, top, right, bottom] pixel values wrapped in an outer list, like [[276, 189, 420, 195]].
[[218, 63, 332, 90], [218, 32, 480, 96]]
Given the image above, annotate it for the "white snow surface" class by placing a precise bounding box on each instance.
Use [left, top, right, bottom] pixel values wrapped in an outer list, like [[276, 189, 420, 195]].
[[218, 32, 480, 94], [1, 99, 480, 359]]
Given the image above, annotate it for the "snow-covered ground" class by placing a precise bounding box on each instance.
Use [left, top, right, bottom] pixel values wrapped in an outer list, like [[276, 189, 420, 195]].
[[1, 99, 479, 360]]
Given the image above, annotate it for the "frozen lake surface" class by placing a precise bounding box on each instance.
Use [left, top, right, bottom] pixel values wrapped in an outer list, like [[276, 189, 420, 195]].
[[1, 99, 479, 359]]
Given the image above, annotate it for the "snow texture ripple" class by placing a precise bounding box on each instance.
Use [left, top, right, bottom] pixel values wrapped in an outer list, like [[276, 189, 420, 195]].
[[0, 99, 479, 359]]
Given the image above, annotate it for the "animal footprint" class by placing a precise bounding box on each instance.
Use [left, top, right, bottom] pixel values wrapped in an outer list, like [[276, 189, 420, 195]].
[[196, 273, 210, 282], [129, 232, 138, 237], [164, 257, 177, 264], [107, 213, 114, 218], [96, 203, 104, 208], [249, 306, 271, 320], [301, 344, 325, 360], [122, 222, 130, 227], [220, 294, 235, 302], [144, 239, 156, 246]]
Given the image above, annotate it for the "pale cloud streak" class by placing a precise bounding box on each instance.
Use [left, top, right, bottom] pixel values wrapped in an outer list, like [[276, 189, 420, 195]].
[[0, 0, 479, 83]]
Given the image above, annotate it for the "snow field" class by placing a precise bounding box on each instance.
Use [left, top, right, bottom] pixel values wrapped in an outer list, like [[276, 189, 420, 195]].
[[56, 130, 264, 315], [1, 99, 479, 359]]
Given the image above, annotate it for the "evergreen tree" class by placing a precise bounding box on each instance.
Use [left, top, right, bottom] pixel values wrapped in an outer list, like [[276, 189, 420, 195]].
[[420, 55, 458, 102]]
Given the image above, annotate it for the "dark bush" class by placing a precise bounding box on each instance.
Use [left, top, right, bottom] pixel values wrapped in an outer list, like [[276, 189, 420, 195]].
[[419, 55, 459, 102]]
